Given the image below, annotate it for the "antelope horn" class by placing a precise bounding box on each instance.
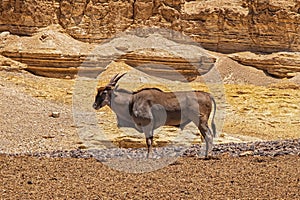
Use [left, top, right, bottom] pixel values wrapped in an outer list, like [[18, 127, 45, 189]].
[[108, 73, 119, 85], [108, 73, 127, 86]]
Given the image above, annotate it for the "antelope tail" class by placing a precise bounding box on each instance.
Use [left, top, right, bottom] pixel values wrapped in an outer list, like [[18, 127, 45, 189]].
[[210, 95, 217, 137]]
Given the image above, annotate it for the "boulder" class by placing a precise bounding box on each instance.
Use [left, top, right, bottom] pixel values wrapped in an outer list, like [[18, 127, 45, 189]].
[[229, 52, 300, 78], [0, 26, 96, 78]]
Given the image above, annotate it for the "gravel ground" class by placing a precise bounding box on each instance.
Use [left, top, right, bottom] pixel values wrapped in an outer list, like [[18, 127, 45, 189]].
[[4, 138, 300, 160], [1, 153, 300, 199], [0, 74, 81, 154]]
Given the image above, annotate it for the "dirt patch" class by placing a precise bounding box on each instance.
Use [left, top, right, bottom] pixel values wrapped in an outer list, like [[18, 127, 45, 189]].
[[1, 155, 299, 199], [0, 71, 81, 154]]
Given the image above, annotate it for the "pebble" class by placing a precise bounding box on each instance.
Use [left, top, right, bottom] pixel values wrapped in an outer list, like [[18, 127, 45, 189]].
[[49, 112, 60, 118]]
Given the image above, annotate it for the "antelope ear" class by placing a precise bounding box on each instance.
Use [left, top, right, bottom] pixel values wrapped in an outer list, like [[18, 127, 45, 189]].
[[97, 86, 105, 92]]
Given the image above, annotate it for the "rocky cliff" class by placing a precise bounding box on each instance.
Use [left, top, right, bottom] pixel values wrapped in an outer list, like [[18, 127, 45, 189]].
[[1, 0, 300, 79], [2, 0, 300, 52]]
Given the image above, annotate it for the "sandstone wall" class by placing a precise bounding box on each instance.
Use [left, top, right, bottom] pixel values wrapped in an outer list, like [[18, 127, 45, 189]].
[[1, 0, 300, 53]]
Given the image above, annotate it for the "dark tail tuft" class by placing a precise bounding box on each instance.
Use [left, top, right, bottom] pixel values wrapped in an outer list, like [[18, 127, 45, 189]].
[[210, 95, 217, 137]]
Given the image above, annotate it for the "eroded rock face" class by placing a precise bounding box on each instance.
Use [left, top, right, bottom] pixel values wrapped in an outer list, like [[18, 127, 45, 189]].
[[0, 0, 59, 34], [1, 0, 300, 79], [1, 0, 300, 53], [0, 27, 216, 80]]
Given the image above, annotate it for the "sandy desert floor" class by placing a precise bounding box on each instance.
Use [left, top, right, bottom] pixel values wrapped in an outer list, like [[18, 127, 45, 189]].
[[1, 154, 300, 199]]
